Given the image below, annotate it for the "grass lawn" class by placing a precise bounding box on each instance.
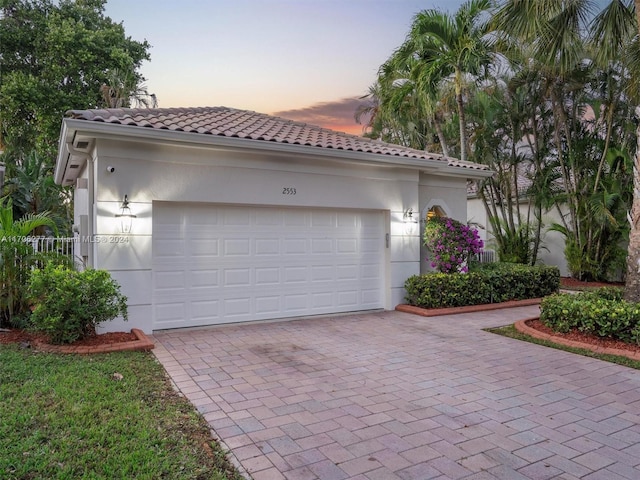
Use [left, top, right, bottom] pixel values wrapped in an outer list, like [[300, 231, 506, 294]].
[[487, 324, 640, 370], [0, 345, 244, 480]]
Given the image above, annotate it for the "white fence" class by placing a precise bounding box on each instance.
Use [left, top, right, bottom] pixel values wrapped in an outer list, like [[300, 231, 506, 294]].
[[472, 249, 496, 264], [27, 237, 76, 257]]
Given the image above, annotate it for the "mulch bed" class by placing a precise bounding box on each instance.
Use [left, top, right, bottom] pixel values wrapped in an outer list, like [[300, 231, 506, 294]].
[[0, 329, 136, 347], [560, 276, 624, 289], [525, 318, 640, 355]]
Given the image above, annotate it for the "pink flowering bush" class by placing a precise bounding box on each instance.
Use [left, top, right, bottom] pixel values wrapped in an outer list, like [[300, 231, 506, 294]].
[[423, 217, 483, 273]]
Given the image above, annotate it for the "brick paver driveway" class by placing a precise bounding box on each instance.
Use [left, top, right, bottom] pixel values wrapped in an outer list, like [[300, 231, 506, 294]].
[[153, 306, 640, 479]]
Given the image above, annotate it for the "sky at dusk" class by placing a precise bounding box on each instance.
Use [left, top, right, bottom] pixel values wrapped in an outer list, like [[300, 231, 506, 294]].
[[104, 0, 468, 135]]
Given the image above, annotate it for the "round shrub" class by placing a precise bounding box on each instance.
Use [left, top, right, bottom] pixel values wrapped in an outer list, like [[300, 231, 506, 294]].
[[29, 264, 128, 344]]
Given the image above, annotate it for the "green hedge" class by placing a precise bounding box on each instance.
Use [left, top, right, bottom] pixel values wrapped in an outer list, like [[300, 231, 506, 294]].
[[404, 263, 560, 309], [29, 264, 128, 344], [540, 288, 640, 343]]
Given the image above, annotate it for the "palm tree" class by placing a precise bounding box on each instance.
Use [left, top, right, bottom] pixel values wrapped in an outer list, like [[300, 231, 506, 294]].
[[493, 0, 638, 282], [100, 69, 157, 109], [0, 197, 58, 326], [386, 0, 495, 162], [4, 151, 72, 235]]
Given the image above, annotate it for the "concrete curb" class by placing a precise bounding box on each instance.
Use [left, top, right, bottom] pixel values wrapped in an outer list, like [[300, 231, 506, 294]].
[[396, 298, 542, 317], [514, 318, 640, 362], [34, 328, 154, 354]]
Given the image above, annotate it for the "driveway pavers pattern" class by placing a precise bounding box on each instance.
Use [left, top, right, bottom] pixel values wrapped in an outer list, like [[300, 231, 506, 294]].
[[153, 307, 640, 479]]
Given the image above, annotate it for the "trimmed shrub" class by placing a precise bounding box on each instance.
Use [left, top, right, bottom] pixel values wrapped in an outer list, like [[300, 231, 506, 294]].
[[29, 264, 128, 344], [540, 288, 640, 343], [404, 263, 559, 309]]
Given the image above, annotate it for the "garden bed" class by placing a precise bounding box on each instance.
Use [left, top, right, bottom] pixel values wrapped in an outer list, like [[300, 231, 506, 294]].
[[515, 318, 640, 361], [0, 328, 153, 354]]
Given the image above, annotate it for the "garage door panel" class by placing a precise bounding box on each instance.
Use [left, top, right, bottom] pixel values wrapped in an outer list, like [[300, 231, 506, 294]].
[[155, 302, 187, 324], [284, 266, 307, 283], [255, 296, 280, 314], [223, 268, 251, 287], [255, 238, 280, 255], [191, 300, 220, 319], [337, 238, 357, 253], [224, 298, 251, 316], [311, 265, 334, 281], [153, 204, 385, 329], [338, 290, 358, 306], [337, 212, 358, 227], [154, 239, 184, 258], [255, 267, 280, 285], [284, 238, 306, 254], [223, 238, 250, 256], [337, 264, 358, 280], [362, 264, 381, 279], [188, 237, 219, 254], [311, 238, 333, 254], [311, 211, 334, 227], [224, 209, 251, 226], [190, 269, 219, 288]]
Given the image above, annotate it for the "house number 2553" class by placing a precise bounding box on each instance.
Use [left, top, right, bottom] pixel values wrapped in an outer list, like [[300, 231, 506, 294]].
[[282, 187, 297, 195]]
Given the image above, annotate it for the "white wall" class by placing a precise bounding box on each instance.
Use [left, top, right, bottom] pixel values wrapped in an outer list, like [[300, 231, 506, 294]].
[[85, 139, 471, 332], [467, 195, 569, 276]]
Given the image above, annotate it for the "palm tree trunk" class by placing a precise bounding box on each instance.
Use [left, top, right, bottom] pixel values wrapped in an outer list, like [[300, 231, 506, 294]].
[[624, 108, 640, 302], [455, 70, 468, 162], [623, 1, 640, 302], [433, 118, 450, 157]]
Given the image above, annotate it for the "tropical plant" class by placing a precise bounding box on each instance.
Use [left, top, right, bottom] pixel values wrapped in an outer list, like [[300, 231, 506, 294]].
[[0, 197, 58, 327], [100, 68, 157, 109], [361, 0, 496, 161], [423, 216, 484, 273], [488, 0, 637, 280], [3, 150, 72, 235]]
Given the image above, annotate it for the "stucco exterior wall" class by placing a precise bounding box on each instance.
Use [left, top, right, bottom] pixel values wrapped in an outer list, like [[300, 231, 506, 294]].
[[74, 139, 470, 333], [467, 195, 569, 276]]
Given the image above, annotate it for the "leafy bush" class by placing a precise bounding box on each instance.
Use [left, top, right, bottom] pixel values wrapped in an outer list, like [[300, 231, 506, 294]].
[[0, 240, 71, 328], [0, 197, 59, 327], [29, 264, 128, 344], [423, 217, 483, 273], [405, 263, 559, 308], [540, 289, 640, 343]]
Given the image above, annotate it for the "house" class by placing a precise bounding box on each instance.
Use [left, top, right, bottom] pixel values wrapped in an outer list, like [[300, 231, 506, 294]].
[[54, 107, 492, 333]]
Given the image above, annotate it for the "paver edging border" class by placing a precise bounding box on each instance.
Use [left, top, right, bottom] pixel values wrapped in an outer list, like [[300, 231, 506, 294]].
[[514, 318, 640, 361], [34, 328, 154, 354], [395, 297, 542, 317]]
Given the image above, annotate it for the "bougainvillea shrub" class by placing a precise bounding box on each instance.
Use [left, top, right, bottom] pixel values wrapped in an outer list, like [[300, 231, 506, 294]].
[[423, 217, 483, 273]]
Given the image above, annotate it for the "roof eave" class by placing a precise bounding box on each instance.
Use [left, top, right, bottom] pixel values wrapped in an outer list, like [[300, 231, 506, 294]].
[[55, 119, 491, 183]]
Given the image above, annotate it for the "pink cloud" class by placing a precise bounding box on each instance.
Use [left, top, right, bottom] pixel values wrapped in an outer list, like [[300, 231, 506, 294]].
[[272, 97, 371, 136]]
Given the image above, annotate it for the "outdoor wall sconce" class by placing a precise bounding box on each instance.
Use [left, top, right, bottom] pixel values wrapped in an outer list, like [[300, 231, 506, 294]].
[[403, 208, 418, 224], [115, 195, 136, 233]]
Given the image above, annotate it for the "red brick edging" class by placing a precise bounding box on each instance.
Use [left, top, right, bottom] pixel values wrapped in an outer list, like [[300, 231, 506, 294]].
[[395, 297, 542, 317], [514, 318, 640, 361], [34, 328, 154, 355]]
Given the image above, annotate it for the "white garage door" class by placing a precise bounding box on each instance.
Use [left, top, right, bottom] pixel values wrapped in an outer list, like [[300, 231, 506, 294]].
[[152, 203, 385, 329]]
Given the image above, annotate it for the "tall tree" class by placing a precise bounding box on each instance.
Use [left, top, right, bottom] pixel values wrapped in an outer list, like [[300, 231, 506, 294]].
[[493, 0, 636, 281], [365, 0, 495, 162], [0, 0, 151, 162]]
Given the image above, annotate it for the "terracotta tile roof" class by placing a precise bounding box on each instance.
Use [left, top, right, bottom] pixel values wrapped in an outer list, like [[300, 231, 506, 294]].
[[66, 106, 489, 172]]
